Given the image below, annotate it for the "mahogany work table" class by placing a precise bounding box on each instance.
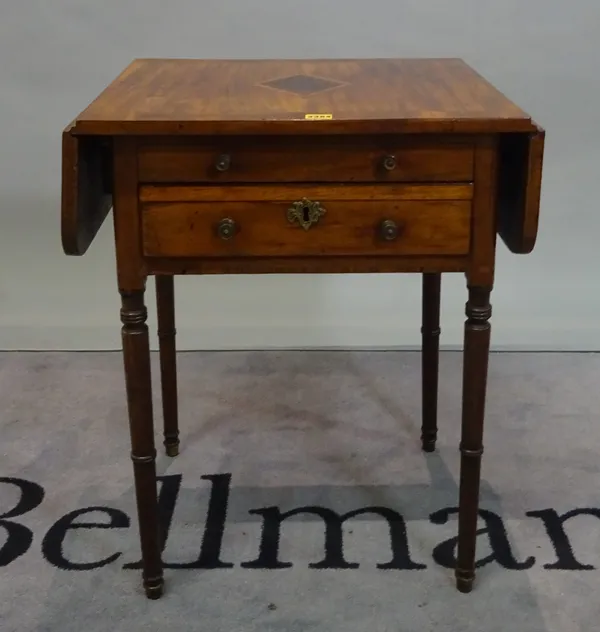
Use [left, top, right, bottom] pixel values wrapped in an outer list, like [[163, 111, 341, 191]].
[[61, 58, 545, 599]]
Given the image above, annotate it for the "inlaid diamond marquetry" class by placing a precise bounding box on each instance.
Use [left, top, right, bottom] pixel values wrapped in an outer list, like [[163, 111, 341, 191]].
[[260, 74, 345, 96]]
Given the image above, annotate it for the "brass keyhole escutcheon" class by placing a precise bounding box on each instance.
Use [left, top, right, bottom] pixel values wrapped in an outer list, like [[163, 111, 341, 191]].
[[287, 198, 326, 230], [302, 206, 311, 224]]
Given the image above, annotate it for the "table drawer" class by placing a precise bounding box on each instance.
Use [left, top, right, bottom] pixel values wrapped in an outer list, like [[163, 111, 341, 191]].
[[140, 185, 472, 258], [137, 137, 475, 184]]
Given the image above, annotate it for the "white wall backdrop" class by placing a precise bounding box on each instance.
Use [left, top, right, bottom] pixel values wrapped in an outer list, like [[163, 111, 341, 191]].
[[0, 1, 598, 351]]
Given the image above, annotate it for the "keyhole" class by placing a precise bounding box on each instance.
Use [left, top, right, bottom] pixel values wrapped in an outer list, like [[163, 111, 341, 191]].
[[303, 205, 310, 224]]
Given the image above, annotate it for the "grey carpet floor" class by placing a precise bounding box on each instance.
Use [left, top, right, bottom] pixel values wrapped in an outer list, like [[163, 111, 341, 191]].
[[1, 351, 599, 632]]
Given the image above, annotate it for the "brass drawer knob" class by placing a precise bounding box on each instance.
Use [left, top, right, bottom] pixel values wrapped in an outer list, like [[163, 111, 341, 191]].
[[382, 155, 397, 171], [379, 219, 401, 241], [215, 154, 231, 172], [216, 218, 236, 240], [287, 198, 326, 230]]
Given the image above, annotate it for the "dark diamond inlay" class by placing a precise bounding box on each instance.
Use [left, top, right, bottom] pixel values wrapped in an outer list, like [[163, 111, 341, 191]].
[[261, 74, 345, 96]]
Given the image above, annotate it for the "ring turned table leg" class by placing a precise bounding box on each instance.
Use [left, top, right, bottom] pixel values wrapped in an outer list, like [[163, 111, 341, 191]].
[[421, 272, 441, 452], [120, 289, 164, 599], [156, 275, 180, 457], [456, 286, 492, 593]]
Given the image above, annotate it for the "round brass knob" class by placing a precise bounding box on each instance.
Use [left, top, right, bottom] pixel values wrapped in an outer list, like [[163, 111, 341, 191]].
[[379, 219, 400, 241], [215, 154, 231, 172], [217, 218, 236, 240], [382, 155, 397, 171]]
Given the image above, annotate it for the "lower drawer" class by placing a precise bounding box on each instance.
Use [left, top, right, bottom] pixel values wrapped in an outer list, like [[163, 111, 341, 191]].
[[140, 185, 472, 258]]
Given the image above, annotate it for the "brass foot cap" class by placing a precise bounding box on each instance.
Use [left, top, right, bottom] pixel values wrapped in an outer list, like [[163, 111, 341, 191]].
[[165, 443, 180, 458], [144, 577, 164, 600], [455, 574, 474, 593]]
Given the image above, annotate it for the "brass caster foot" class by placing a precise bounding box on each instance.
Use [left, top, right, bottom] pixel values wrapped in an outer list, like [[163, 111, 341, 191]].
[[165, 442, 179, 457], [144, 576, 164, 600], [422, 440, 436, 453], [455, 570, 474, 593], [421, 435, 437, 452]]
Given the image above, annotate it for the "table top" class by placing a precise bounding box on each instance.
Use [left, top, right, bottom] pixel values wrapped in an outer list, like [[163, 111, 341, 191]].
[[70, 58, 536, 136]]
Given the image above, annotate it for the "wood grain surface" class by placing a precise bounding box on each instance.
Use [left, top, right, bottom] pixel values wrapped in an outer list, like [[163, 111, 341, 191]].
[[137, 135, 475, 183], [497, 126, 545, 254], [144, 255, 469, 276], [70, 58, 536, 135], [141, 199, 472, 258], [61, 126, 112, 255], [139, 183, 473, 203]]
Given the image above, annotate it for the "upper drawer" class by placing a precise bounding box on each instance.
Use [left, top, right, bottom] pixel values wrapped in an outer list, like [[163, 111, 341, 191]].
[[137, 136, 475, 184]]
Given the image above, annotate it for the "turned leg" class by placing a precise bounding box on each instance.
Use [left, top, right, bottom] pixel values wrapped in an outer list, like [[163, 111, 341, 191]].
[[156, 275, 180, 457], [456, 286, 492, 593], [421, 273, 441, 452], [120, 290, 164, 599]]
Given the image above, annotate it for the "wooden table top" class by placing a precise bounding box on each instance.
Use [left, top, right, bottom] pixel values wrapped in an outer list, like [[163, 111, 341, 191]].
[[70, 58, 536, 136]]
